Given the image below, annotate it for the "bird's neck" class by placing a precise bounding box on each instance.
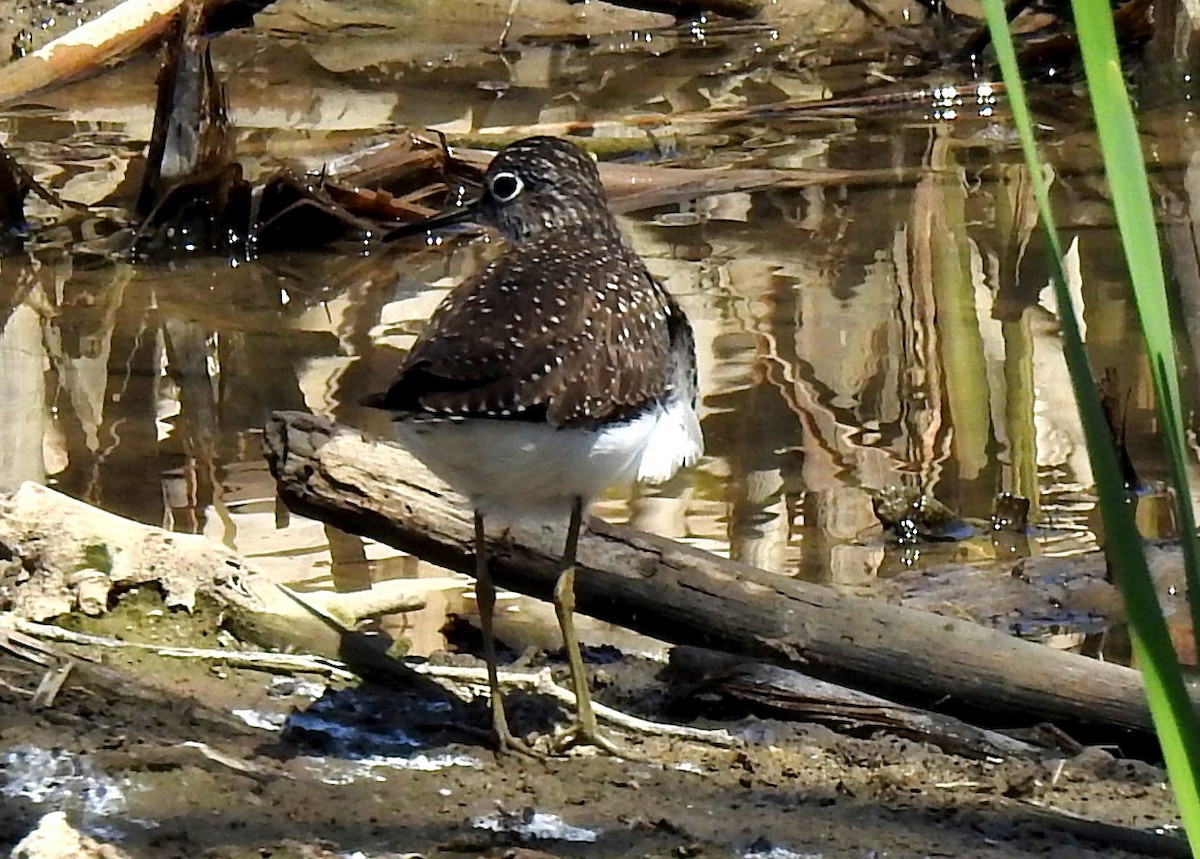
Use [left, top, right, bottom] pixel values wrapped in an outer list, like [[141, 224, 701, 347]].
[[506, 210, 625, 246]]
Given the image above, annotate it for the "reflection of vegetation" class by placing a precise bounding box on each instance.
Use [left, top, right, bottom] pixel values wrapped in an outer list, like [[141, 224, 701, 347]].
[[985, 1, 1200, 850]]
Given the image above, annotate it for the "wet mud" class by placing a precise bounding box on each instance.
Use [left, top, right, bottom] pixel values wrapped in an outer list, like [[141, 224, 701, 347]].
[[0, 626, 1185, 859]]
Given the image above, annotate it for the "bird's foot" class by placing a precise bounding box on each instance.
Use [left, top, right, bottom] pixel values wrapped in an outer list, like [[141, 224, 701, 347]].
[[495, 732, 546, 760], [547, 720, 645, 760], [491, 714, 546, 760]]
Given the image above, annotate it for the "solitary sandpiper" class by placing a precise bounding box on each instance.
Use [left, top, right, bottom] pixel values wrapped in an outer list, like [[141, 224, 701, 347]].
[[363, 136, 703, 756]]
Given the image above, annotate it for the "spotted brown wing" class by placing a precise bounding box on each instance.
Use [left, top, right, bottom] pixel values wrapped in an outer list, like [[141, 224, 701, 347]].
[[368, 229, 675, 429]]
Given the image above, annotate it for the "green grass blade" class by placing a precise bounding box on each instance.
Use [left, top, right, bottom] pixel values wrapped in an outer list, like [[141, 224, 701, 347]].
[[982, 2, 1200, 850], [1072, 0, 1200, 664]]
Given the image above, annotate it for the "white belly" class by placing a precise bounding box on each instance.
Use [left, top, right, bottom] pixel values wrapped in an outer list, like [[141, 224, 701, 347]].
[[393, 398, 702, 520]]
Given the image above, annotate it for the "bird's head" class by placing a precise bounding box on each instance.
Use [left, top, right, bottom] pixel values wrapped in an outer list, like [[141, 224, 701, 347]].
[[385, 136, 614, 244]]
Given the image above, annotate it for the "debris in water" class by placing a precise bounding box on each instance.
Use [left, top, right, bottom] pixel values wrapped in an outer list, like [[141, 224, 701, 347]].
[[871, 486, 973, 544], [991, 492, 1031, 532], [132, 0, 377, 260]]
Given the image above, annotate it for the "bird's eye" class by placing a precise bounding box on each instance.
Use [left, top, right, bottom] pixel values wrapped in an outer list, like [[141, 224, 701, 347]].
[[489, 172, 524, 203]]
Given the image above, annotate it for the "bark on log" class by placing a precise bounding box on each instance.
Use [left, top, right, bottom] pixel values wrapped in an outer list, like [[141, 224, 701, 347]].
[[264, 410, 1161, 737], [0, 482, 423, 660], [666, 645, 1042, 761]]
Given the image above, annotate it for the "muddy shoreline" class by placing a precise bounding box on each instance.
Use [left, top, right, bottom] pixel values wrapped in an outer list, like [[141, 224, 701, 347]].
[[0, 615, 1186, 859]]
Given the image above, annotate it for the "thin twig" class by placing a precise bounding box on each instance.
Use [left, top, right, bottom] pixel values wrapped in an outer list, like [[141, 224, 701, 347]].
[[12, 617, 358, 681], [0, 677, 35, 696], [13, 615, 736, 748], [0, 623, 64, 666], [410, 662, 739, 748]]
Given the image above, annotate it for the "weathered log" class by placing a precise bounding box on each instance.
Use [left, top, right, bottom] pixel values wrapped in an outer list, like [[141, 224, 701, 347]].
[[264, 410, 1160, 737], [0, 481, 251, 618], [0, 482, 423, 660], [0, 0, 221, 107], [666, 646, 1042, 761]]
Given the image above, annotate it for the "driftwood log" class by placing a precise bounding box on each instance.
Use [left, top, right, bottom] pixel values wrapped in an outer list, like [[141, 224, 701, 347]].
[[0, 482, 424, 661], [665, 645, 1044, 760], [661, 648, 1049, 760], [265, 410, 1161, 737]]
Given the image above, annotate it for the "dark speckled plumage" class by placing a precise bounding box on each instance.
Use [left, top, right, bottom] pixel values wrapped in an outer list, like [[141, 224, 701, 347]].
[[362, 136, 702, 756], [367, 136, 696, 430]]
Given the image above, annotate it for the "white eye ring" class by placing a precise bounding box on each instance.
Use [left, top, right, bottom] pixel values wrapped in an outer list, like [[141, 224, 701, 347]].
[[489, 171, 524, 203]]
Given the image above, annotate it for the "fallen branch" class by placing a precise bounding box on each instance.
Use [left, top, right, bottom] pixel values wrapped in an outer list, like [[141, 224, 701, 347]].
[[0, 624, 262, 735], [667, 645, 1039, 761], [0, 0, 267, 107], [0, 482, 423, 663], [0, 0, 187, 105], [264, 410, 1165, 738], [0, 481, 252, 618], [93, 740, 291, 784]]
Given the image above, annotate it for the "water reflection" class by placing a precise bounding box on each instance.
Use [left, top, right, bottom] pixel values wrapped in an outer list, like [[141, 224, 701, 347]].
[[0, 7, 1192, 652]]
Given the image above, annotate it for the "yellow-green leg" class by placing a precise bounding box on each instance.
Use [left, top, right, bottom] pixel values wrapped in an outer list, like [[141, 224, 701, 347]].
[[550, 497, 636, 757], [474, 512, 535, 756]]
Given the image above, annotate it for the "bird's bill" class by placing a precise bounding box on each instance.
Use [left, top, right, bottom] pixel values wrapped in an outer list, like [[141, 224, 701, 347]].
[[382, 203, 479, 242]]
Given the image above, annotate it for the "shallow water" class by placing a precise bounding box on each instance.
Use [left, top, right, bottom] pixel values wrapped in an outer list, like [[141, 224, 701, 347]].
[[0, 0, 1196, 653]]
